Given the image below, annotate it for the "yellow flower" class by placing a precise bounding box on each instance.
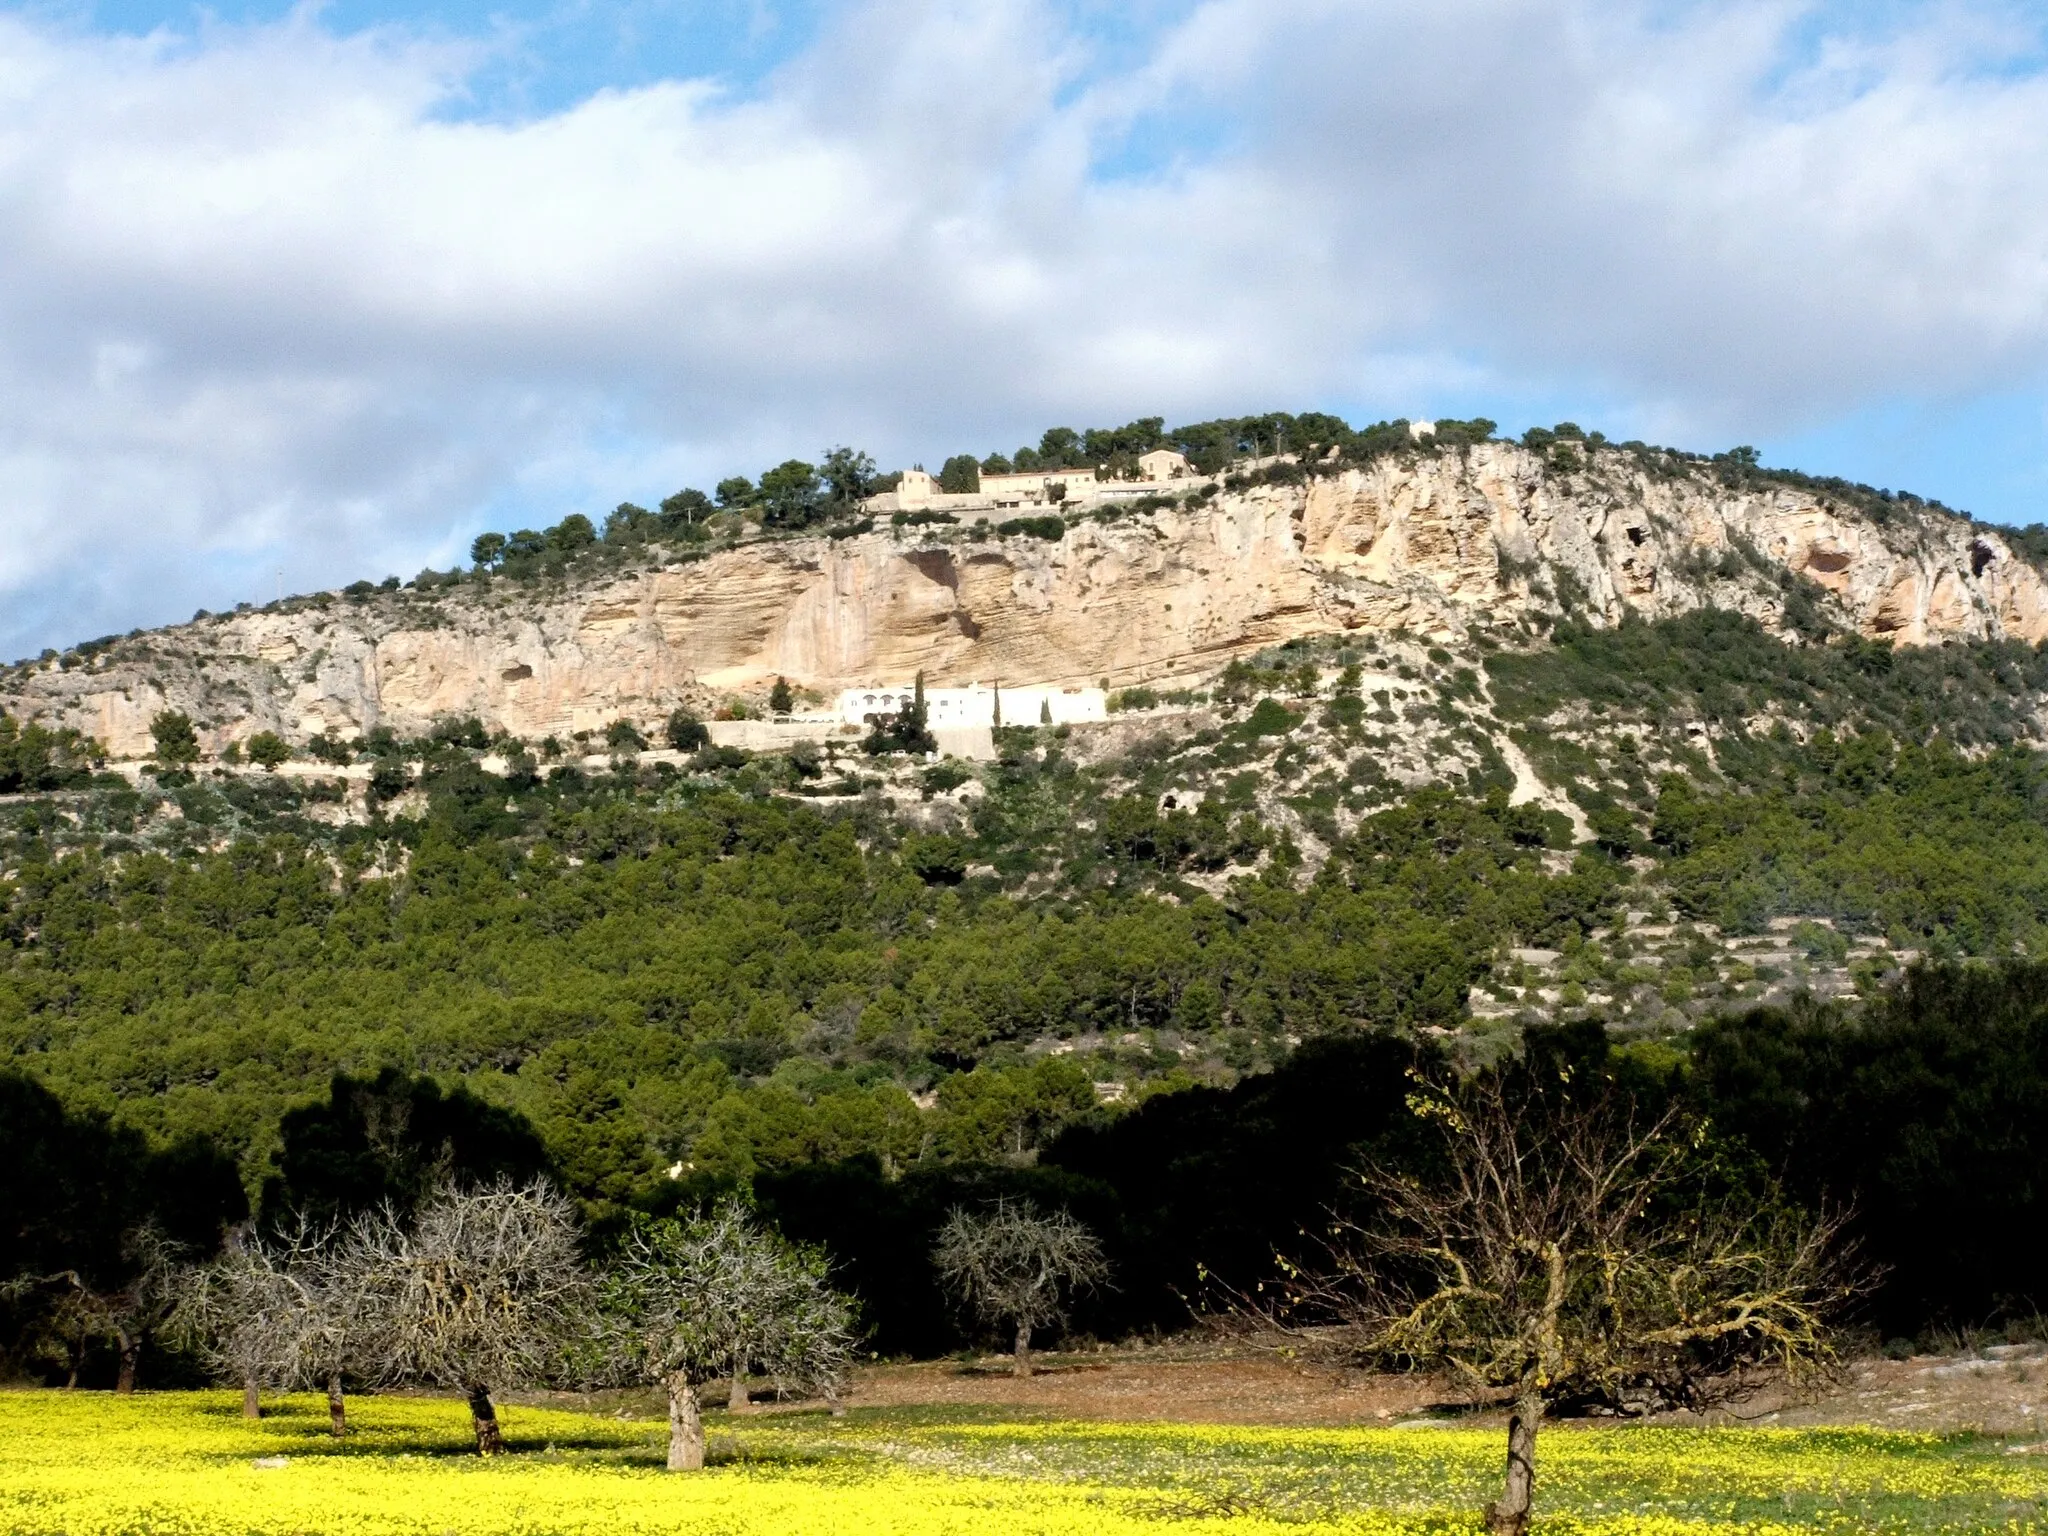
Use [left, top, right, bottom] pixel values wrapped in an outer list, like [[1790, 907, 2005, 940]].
[[2, 1390, 2043, 1535]]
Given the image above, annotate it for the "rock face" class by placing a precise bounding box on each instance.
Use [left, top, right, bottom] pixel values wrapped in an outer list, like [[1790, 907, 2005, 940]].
[[9, 442, 2045, 759]]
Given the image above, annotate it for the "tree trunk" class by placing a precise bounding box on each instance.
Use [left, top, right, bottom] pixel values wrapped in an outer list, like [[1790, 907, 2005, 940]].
[[467, 1385, 503, 1457], [1484, 1391, 1542, 1536], [667, 1375, 705, 1471], [242, 1375, 262, 1419], [728, 1369, 751, 1413], [115, 1330, 139, 1395], [1013, 1319, 1032, 1378], [327, 1372, 347, 1438]]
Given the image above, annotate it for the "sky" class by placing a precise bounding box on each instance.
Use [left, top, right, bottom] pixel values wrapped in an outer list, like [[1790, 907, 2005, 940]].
[[3, 0, 2048, 659]]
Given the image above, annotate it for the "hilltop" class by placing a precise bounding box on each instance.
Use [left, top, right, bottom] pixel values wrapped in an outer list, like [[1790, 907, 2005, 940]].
[[3, 423, 2045, 760]]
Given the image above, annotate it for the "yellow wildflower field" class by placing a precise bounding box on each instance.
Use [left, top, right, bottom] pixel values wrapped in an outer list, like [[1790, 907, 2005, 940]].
[[3, 1389, 2046, 1534]]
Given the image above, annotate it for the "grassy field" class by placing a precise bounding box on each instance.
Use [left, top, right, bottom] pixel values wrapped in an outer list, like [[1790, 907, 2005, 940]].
[[4, 1389, 2048, 1534]]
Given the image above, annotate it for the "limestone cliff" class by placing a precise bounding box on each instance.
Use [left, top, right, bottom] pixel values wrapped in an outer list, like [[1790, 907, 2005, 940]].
[[8, 442, 2043, 760]]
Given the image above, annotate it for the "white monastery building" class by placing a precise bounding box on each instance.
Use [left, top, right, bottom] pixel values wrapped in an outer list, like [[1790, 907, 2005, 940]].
[[838, 683, 1108, 728], [867, 449, 1196, 515]]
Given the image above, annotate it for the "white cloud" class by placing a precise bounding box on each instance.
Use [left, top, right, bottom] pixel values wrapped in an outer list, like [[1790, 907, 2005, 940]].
[[1, 0, 2047, 654], [1241, 0, 2048, 411]]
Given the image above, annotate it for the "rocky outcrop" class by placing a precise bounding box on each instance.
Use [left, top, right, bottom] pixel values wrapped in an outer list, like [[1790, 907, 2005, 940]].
[[8, 443, 2043, 759]]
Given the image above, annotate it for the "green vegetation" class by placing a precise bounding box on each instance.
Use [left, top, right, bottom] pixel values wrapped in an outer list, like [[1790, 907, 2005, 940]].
[[935, 454, 980, 494], [1486, 609, 2048, 748], [862, 676, 938, 757], [958, 411, 1500, 486], [457, 444, 878, 589], [244, 731, 291, 771], [0, 768, 1571, 1213], [1487, 611, 2048, 949], [0, 712, 101, 792], [16, 611, 2048, 1374], [1696, 962, 2048, 1337], [993, 515, 1066, 540], [151, 709, 201, 768]]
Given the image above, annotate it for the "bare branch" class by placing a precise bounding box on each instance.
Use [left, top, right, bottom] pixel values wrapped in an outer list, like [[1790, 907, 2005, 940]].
[[1227, 1067, 1866, 1536], [342, 1179, 592, 1454], [933, 1198, 1109, 1375], [601, 1201, 857, 1470]]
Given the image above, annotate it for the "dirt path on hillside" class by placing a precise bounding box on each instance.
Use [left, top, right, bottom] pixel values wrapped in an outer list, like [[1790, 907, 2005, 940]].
[[838, 1343, 2048, 1435]]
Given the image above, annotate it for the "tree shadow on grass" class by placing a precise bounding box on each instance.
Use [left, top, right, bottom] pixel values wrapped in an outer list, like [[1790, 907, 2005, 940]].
[[189, 1398, 648, 1463], [943, 1355, 1114, 1379], [570, 1435, 859, 1473]]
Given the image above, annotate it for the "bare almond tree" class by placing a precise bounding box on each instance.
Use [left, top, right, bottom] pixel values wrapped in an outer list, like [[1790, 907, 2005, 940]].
[[604, 1201, 855, 1470], [933, 1198, 1108, 1377], [348, 1180, 591, 1455], [294, 1222, 372, 1438], [169, 1226, 300, 1418], [169, 1217, 367, 1433], [1264, 1072, 1862, 1536]]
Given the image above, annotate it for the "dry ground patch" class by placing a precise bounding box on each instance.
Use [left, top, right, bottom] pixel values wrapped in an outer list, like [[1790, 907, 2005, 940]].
[[836, 1342, 2048, 1436]]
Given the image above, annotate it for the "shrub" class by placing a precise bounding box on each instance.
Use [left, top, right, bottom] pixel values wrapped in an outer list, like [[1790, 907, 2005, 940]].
[[691, 745, 749, 773], [665, 711, 710, 752], [368, 760, 410, 801], [920, 761, 973, 798], [245, 732, 291, 771], [150, 710, 201, 767], [996, 516, 1066, 542], [1238, 698, 1300, 739]]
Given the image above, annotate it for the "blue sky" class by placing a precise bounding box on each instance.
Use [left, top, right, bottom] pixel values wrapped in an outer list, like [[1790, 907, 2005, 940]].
[[2, 0, 2048, 657], [73, 0, 838, 114], [68, 0, 1205, 115]]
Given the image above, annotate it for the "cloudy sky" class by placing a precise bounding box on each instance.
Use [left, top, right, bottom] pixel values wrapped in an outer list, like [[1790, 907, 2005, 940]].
[[2, 0, 2047, 658]]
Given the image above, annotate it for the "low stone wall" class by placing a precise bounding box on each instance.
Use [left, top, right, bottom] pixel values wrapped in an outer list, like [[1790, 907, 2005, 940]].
[[706, 718, 996, 761], [704, 719, 861, 751], [932, 726, 996, 760]]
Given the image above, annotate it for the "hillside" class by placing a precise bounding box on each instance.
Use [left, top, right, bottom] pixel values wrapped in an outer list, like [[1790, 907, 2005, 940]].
[[11, 417, 2048, 1359], [7, 602, 2048, 1193], [4, 430, 2045, 759], [7, 423, 2048, 1167]]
